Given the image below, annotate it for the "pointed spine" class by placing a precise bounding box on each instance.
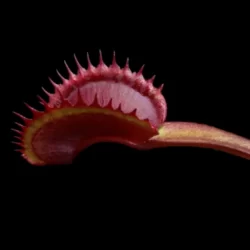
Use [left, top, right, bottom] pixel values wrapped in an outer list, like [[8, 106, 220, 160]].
[[15, 122, 25, 129], [158, 84, 164, 92], [49, 77, 59, 91], [13, 111, 31, 124], [137, 65, 145, 76], [24, 102, 42, 118], [74, 54, 82, 69], [111, 51, 119, 69], [112, 51, 116, 66], [74, 53, 86, 77], [42, 87, 53, 99], [49, 77, 63, 98], [56, 69, 67, 83], [125, 58, 129, 69], [14, 135, 22, 140], [123, 58, 131, 76], [97, 50, 108, 73], [14, 149, 24, 153], [99, 50, 104, 65], [11, 128, 22, 135], [11, 141, 23, 147], [64, 60, 76, 79], [87, 52, 95, 71], [147, 75, 156, 85], [37, 95, 50, 111]]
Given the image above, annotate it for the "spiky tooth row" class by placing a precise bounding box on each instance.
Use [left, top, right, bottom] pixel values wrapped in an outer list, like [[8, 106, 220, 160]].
[[11, 50, 165, 117], [45, 50, 167, 125], [11, 111, 34, 151], [11, 51, 166, 150], [50, 51, 163, 98]]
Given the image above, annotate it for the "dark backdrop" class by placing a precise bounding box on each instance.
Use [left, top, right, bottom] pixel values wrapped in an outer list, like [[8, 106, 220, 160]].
[[8, 6, 249, 178], [5, 5, 249, 247]]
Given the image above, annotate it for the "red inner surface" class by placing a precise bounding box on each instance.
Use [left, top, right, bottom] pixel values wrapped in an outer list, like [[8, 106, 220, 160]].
[[32, 113, 157, 164]]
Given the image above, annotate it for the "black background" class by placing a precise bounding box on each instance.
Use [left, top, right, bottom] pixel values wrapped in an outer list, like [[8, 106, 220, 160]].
[[4, 4, 250, 246], [7, 5, 249, 179]]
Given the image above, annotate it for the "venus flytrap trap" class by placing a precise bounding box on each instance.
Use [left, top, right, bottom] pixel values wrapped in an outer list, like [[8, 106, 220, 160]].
[[12, 51, 250, 165]]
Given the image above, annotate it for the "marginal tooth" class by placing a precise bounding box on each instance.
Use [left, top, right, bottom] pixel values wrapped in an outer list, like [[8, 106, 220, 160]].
[[42, 87, 53, 98], [123, 58, 133, 82], [99, 50, 104, 65], [42, 87, 56, 107], [48, 77, 58, 89], [74, 53, 82, 69], [15, 122, 25, 129], [11, 128, 22, 135], [11, 141, 23, 147], [158, 84, 164, 92], [74, 54, 86, 76], [87, 52, 95, 71], [147, 75, 156, 85], [37, 95, 49, 109], [111, 51, 117, 66], [64, 60, 76, 79], [24, 102, 40, 112], [14, 149, 24, 153], [110, 51, 120, 73], [137, 64, 145, 76], [97, 50, 108, 73], [14, 135, 22, 140], [64, 60, 72, 74], [48, 77, 63, 98], [124, 58, 129, 69], [56, 69, 67, 83], [12, 111, 31, 124], [24, 102, 42, 118]]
